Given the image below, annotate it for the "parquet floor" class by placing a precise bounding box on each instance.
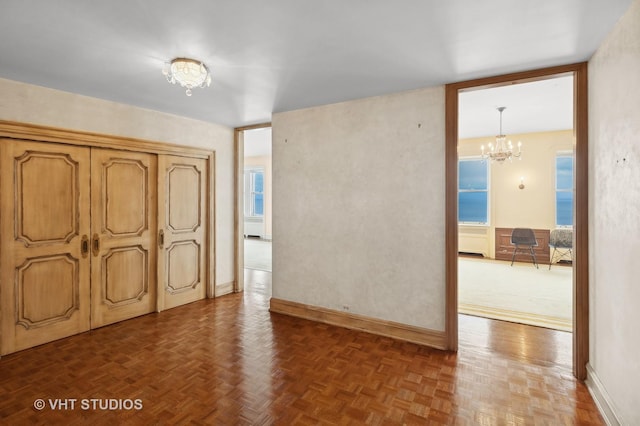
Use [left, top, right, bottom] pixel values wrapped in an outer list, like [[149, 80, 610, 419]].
[[0, 269, 603, 425]]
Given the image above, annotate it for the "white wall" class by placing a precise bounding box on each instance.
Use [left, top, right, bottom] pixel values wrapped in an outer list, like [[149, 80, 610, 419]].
[[0, 78, 235, 290], [272, 86, 445, 331], [588, 0, 640, 423]]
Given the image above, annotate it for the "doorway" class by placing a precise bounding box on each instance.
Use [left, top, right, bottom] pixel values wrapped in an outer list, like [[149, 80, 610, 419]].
[[445, 63, 589, 379], [457, 76, 574, 332], [234, 123, 272, 293]]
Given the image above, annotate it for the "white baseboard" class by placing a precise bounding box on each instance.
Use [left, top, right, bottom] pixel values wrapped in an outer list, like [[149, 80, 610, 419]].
[[215, 281, 234, 297], [586, 364, 621, 426]]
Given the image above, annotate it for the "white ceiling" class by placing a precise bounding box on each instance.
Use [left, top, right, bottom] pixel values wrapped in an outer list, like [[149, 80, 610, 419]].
[[244, 127, 272, 157], [459, 75, 574, 139], [245, 75, 575, 157], [0, 1, 632, 129]]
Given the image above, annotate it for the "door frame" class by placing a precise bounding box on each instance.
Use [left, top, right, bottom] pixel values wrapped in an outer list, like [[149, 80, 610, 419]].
[[445, 62, 589, 380], [233, 122, 272, 293]]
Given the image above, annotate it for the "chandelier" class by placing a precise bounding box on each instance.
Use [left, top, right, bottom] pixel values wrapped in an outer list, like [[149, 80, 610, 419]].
[[162, 58, 212, 96], [481, 107, 522, 163]]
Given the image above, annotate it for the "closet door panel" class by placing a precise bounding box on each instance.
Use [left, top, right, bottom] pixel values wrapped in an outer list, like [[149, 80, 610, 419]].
[[90, 149, 157, 328], [158, 155, 207, 311], [1, 140, 91, 355]]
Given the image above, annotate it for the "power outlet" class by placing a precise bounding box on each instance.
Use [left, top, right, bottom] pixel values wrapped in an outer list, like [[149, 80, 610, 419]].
[[342, 305, 350, 311]]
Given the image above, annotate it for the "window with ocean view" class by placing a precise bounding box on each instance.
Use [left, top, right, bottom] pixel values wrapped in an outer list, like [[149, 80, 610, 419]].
[[458, 158, 488, 224], [556, 155, 573, 226]]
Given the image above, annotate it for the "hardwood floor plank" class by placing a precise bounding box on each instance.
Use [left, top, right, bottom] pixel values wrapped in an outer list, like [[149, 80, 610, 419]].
[[0, 269, 602, 424]]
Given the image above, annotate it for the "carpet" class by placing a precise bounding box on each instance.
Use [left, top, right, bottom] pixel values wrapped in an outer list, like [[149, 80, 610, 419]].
[[458, 257, 572, 331], [244, 238, 272, 272]]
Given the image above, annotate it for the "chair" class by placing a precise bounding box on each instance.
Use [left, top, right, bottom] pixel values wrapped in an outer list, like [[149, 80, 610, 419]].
[[510, 228, 538, 268], [549, 228, 573, 269]]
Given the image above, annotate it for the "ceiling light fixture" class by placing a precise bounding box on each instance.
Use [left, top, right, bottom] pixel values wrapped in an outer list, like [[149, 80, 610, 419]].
[[481, 106, 522, 163], [162, 57, 212, 96]]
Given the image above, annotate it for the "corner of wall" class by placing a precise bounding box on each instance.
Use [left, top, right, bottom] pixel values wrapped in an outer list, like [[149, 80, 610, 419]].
[[586, 364, 623, 426], [216, 281, 235, 297]]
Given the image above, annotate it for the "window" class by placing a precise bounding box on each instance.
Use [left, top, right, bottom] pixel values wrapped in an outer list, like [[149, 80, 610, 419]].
[[555, 155, 574, 226], [458, 157, 489, 224], [244, 168, 264, 217]]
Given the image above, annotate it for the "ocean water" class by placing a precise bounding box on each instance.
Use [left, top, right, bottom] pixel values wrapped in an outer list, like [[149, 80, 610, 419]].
[[459, 192, 487, 223], [459, 159, 488, 223], [457, 157, 574, 225], [556, 192, 572, 226]]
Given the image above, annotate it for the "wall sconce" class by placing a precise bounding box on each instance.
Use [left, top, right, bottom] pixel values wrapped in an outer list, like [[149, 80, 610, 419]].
[[518, 177, 525, 190]]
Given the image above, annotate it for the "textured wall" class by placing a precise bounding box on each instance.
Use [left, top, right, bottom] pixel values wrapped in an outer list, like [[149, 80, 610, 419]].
[[588, 0, 640, 423], [0, 77, 235, 288], [272, 86, 445, 331]]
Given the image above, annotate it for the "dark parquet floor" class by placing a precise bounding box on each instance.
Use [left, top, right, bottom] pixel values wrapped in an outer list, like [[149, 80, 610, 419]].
[[0, 269, 603, 425]]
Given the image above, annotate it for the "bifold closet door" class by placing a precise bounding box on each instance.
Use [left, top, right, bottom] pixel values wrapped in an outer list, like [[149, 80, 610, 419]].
[[0, 140, 91, 355], [90, 149, 157, 328], [157, 155, 207, 311]]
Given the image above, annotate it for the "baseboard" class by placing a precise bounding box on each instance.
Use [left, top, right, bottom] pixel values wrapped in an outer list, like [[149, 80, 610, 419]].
[[215, 281, 234, 297], [458, 302, 572, 332], [586, 364, 622, 426], [269, 298, 447, 350]]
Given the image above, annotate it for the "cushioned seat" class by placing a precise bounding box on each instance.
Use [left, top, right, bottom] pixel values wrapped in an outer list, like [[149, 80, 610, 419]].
[[549, 228, 573, 269]]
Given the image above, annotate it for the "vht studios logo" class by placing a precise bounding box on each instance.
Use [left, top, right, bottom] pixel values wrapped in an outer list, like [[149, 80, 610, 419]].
[[34, 398, 143, 411]]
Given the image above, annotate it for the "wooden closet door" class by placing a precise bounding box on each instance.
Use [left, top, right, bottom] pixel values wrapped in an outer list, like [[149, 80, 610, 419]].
[[90, 149, 157, 328], [157, 155, 207, 311], [0, 140, 91, 355]]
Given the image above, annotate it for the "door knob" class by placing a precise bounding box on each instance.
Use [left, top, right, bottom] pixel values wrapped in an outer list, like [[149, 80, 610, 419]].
[[81, 235, 89, 258], [92, 234, 100, 257]]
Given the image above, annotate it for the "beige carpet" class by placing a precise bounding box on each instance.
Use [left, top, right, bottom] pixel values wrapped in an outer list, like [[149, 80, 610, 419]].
[[458, 257, 573, 331]]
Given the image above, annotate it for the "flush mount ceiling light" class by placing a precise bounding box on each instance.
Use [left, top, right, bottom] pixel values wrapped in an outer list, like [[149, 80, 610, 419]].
[[162, 57, 212, 96], [481, 106, 522, 163]]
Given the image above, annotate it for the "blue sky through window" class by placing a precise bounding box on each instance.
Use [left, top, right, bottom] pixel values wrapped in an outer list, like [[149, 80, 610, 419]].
[[254, 172, 264, 192], [556, 156, 573, 226], [253, 172, 264, 216], [459, 160, 487, 190]]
